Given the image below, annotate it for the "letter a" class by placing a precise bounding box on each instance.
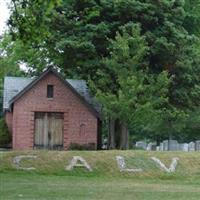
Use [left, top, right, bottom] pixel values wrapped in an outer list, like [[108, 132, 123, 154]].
[[151, 157, 179, 173], [65, 156, 92, 171], [116, 156, 143, 172]]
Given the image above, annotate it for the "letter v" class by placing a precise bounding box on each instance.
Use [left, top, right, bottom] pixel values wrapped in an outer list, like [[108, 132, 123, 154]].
[[151, 157, 179, 173]]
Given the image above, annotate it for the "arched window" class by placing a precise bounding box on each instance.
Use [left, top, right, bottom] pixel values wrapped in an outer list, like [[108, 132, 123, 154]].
[[79, 124, 86, 136]]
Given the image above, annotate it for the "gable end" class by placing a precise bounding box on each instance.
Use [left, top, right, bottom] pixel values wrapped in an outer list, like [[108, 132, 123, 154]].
[[7, 67, 101, 119]]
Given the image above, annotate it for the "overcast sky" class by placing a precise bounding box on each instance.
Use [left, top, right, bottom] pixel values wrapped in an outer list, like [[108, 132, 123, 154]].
[[0, 0, 11, 35]]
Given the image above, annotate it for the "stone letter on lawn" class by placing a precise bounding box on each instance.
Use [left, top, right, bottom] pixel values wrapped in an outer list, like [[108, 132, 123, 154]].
[[151, 157, 179, 173], [13, 155, 37, 170], [65, 156, 92, 171], [116, 156, 143, 172]]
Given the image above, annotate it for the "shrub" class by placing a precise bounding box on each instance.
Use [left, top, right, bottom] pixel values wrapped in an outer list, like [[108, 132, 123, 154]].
[[0, 118, 11, 147], [69, 143, 96, 150]]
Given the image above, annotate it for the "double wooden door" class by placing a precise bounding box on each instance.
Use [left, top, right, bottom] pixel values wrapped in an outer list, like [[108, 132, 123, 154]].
[[34, 112, 64, 150]]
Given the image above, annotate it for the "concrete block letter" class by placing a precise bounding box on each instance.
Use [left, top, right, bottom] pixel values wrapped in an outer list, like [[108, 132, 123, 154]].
[[116, 156, 143, 172], [13, 155, 37, 170], [65, 156, 92, 171], [151, 157, 179, 173]]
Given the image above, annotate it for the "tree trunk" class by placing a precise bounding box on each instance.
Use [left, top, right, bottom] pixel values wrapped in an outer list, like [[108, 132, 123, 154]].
[[119, 122, 129, 150], [108, 118, 116, 149], [108, 119, 129, 150], [97, 119, 102, 150], [115, 119, 121, 149]]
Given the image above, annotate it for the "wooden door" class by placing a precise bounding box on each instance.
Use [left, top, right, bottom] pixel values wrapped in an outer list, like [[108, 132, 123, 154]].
[[34, 112, 48, 149], [48, 113, 64, 149], [34, 112, 63, 150]]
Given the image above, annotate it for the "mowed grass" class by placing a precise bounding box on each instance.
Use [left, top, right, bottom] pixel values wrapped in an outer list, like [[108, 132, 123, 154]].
[[1, 150, 200, 200], [1, 172, 200, 200]]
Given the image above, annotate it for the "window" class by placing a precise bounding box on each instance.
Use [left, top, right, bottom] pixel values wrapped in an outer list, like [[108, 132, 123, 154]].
[[79, 124, 86, 136], [47, 85, 54, 98]]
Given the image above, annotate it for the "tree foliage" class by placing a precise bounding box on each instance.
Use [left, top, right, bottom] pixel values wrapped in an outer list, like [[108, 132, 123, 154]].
[[96, 25, 168, 128], [0, 34, 24, 116], [1, 0, 200, 146]]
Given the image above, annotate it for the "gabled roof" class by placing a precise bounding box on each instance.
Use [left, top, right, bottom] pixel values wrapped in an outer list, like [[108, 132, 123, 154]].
[[3, 76, 34, 110], [3, 67, 101, 118]]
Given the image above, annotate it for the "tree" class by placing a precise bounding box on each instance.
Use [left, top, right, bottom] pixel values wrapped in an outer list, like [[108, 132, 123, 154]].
[[5, 0, 200, 145], [184, 0, 200, 36], [94, 24, 171, 149], [0, 34, 24, 116]]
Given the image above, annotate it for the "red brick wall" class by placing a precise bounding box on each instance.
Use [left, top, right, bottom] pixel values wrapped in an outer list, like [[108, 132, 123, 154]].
[[10, 72, 97, 150]]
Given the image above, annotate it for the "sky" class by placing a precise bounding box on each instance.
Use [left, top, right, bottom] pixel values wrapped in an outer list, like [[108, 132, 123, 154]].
[[0, 0, 11, 35]]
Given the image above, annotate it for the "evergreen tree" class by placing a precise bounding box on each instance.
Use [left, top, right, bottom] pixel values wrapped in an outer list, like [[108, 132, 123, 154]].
[[3, 0, 200, 146]]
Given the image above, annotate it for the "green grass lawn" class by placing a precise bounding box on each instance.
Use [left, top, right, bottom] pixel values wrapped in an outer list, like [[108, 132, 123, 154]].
[[1, 150, 200, 200], [1, 172, 200, 200]]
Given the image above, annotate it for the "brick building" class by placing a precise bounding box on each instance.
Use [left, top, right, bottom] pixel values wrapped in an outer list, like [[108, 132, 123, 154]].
[[3, 67, 101, 150]]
